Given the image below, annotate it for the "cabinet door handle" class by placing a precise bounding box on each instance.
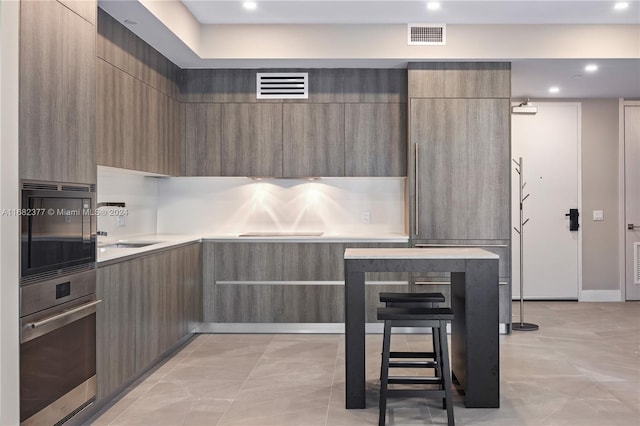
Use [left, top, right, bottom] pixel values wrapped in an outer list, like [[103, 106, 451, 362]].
[[414, 143, 419, 236]]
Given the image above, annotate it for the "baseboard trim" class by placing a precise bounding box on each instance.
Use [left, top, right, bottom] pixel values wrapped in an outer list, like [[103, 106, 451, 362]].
[[580, 290, 622, 302], [196, 322, 508, 334]]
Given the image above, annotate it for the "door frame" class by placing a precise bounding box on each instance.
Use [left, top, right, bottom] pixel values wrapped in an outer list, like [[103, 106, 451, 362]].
[[618, 99, 640, 301], [511, 101, 583, 300]]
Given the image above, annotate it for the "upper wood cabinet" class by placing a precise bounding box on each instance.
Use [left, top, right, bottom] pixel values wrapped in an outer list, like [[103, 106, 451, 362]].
[[410, 98, 510, 240], [345, 103, 406, 177], [408, 63, 511, 99], [182, 103, 222, 176], [20, 0, 96, 183], [283, 104, 345, 177], [221, 103, 283, 177], [96, 9, 180, 176]]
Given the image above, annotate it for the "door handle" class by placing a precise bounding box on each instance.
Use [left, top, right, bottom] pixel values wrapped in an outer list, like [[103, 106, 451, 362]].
[[565, 208, 579, 231], [629, 224, 640, 230]]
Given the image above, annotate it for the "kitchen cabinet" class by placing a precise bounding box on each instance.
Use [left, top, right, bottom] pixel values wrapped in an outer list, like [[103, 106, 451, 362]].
[[20, 0, 96, 184], [182, 103, 222, 176], [96, 9, 181, 176], [407, 62, 511, 329], [221, 104, 283, 176], [410, 98, 510, 240], [206, 241, 408, 323], [58, 0, 96, 24], [283, 104, 345, 176], [345, 103, 407, 176], [96, 243, 201, 401]]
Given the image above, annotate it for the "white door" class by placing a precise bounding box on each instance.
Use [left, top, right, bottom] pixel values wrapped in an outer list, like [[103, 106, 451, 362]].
[[625, 104, 640, 300], [512, 102, 581, 299]]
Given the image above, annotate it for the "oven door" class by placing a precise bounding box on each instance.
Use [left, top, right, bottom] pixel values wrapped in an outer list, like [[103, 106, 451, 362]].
[[20, 294, 100, 425]]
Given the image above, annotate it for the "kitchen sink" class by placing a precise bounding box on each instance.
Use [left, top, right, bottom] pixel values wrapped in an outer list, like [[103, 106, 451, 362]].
[[101, 242, 162, 249]]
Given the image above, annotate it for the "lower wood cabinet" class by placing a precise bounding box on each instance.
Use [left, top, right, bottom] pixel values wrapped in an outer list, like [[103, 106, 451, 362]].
[[205, 241, 409, 323], [96, 243, 202, 401]]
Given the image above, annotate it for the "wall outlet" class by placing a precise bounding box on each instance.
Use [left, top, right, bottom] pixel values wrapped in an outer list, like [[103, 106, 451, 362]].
[[593, 210, 604, 221], [361, 210, 370, 224], [117, 215, 127, 227]]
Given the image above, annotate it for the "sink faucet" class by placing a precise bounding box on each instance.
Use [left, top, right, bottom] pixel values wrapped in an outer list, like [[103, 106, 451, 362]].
[[96, 202, 125, 208]]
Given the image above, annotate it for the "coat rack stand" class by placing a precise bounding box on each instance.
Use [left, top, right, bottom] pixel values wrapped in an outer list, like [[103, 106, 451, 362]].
[[512, 157, 539, 331]]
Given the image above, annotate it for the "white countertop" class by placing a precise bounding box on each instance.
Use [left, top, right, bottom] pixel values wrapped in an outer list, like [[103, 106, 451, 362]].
[[98, 233, 410, 264], [344, 247, 500, 260], [97, 234, 201, 264]]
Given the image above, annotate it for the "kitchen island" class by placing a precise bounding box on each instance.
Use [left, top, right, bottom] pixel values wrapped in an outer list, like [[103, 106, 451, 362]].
[[344, 247, 500, 409]]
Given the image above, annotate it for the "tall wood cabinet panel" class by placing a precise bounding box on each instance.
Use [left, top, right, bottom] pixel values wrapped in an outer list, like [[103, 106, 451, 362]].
[[342, 69, 407, 103], [20, 0, 96, 183], [345, 103, 406, 176], [58, 0, 96, 24], [183, 103, 222, 176], [221, 104, 283, 176], [410, 98, 510, 240], [283, 104, 345, 176]]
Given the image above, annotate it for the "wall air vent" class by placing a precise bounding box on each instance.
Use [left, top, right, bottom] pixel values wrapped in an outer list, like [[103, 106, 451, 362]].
[[408, 24, 446, 45], [257, 73, 308, 99]]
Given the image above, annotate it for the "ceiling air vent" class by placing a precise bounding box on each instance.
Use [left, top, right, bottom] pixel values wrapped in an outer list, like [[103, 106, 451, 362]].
[[408, 24, 446, 45], [257, 72, 308, 99]]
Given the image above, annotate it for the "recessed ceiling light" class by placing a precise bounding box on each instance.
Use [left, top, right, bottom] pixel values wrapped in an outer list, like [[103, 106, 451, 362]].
[[614, 2, 629, 10], [549, 86, 560, 94], [243, 1, 257, 11], [585, 64, 598, 72], [124, 19, 137, 25], [427, 2, 441, 11]]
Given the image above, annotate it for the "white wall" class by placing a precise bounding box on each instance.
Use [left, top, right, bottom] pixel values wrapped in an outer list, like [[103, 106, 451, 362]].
[[96, 166, 160, 241], [0, 0, 21, 423], [157, 177, 406, 235]]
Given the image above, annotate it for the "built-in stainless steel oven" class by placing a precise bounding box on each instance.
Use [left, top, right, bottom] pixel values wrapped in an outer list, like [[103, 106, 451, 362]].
[[20, 269, 99, 425], [20, 180, 98, 425], [21, 180, 96, 280]]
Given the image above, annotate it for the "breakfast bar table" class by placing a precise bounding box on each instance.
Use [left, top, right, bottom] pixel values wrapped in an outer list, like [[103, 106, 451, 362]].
[[344, 247, 500, 409]]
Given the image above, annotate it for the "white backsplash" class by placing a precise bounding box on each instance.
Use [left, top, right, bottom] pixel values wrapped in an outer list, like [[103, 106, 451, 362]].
[[157, 177, 406, 235], [97, 167, 406, 237], [96, 166, 159, 241]]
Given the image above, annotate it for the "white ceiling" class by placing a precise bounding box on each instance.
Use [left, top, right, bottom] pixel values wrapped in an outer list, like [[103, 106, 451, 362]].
[[98, 0, 640, 98], [182, 0, 640, 25]]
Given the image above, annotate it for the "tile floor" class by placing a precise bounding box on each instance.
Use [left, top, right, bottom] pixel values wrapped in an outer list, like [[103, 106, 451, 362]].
[[89, 302, 640, 426]]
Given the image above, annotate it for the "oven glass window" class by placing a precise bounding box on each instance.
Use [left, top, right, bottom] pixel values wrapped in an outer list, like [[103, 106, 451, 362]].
[[20, 314, 96, 422]]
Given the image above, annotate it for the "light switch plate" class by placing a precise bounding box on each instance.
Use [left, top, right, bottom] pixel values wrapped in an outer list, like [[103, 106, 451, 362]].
[[593, 210, 604, 221]]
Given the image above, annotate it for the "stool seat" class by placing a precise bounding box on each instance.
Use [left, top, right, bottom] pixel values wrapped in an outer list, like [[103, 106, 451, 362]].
[[379, 292, 445, 304], [377, 307, 454, 321]]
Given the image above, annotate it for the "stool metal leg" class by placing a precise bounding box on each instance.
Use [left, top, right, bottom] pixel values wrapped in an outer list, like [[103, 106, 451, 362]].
[[379, 321, 392, 426], [439, 319, 455, 426]]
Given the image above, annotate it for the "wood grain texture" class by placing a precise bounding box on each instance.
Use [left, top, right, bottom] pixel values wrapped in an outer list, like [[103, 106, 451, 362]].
[[342, 69, 407, 103], [20, 0, 97, 183], [221, 103, 283, 176], [408, 62, 511, 99], [345, 103, 407, 176], [58, 0, 96, 24], [19, 0, 63, 181], [96, 261, 137, 400], [410, 98, 510, 240], [183, 103, 222, 176], [283, 103, 345, 176]]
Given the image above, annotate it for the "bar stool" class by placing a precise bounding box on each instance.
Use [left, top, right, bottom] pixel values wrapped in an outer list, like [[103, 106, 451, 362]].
[[379, 293, 445, 377], [377, 306, 455, 426]]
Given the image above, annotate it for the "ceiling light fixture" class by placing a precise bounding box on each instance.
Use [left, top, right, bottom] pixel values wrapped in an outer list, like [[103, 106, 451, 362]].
[[243, 1, 257, 11], [123, 19, 137, 25], [549, 86, 560, 94], [614, 2, 629, 10], [585, 64, 598, 72], [427, 2, 441, 11]]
